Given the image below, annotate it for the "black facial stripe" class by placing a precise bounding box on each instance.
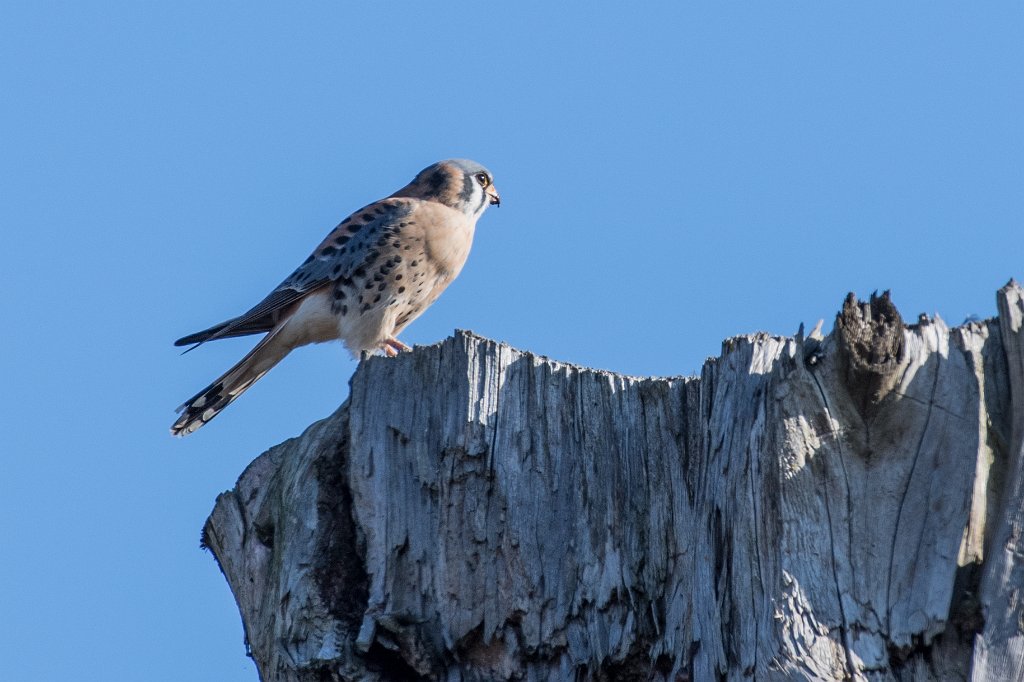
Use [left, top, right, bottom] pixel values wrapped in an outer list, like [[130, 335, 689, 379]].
[[459, 172, 475, 202], [428, 170, 446, 192]]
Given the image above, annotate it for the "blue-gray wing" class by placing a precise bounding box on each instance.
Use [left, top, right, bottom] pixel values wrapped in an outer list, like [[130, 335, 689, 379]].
[[174, 198, 415, 347]]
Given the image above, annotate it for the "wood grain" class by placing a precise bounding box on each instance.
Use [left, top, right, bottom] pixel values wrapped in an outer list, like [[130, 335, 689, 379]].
[[205, 283, 1024, 681]]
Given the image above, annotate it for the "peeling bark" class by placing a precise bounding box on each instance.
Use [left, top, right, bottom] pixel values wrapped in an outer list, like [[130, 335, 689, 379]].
[[204, 283, 1024, 681]]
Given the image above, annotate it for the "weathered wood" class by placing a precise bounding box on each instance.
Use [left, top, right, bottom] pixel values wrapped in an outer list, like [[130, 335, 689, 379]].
[[835, 290, 905, 414], [971, 281, 1024, 680], [204, 283, 1024, 681]]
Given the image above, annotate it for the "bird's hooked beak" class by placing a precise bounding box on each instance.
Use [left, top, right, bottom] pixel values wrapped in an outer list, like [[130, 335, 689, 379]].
[[486, 185, 501, 207]]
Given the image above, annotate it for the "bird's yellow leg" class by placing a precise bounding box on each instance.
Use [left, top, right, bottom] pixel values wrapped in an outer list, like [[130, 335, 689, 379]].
[[384, 336, 411, 353]]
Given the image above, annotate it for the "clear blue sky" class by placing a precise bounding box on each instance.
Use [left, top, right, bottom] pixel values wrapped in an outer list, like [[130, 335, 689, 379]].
[[2, 3, 1021, 680]]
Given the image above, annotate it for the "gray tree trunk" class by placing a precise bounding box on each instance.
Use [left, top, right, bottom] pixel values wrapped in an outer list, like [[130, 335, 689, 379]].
[[203, 283, 1024, 681]]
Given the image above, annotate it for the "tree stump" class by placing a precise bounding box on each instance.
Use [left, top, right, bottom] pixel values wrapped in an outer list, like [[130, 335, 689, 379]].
[[202, 282, 1024, 681]]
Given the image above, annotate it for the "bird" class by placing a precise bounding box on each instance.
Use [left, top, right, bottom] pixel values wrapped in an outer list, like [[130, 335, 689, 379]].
[[171, 159, 500, 437]]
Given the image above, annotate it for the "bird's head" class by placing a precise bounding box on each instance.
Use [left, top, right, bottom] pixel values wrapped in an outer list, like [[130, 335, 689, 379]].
[[394, 159, 500, 218]]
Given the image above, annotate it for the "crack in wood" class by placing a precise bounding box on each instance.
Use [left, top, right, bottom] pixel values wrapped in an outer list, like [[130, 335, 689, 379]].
[[202, 286, 1024, 680]]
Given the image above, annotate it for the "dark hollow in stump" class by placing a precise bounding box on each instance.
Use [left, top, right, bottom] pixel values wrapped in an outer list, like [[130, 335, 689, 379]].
[[835, 290, 905, 416], [203, 282, 1024, 681]]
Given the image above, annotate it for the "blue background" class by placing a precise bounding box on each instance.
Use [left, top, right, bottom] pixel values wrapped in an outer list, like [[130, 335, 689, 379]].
[[2, 3, 1020, 680]]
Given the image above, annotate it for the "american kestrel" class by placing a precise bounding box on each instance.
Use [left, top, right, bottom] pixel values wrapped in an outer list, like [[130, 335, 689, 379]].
[[171, 159, 500, 436]]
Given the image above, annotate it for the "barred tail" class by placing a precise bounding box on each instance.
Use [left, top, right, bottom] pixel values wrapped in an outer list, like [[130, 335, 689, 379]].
[[171, 329, 290, 436]]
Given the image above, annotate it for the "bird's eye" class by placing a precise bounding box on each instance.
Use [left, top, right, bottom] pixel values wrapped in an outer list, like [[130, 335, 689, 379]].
[[475, 172, 490, 188]]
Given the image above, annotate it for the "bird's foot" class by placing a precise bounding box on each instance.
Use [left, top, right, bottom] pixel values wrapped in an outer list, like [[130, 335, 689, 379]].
[[387, 337, 412, 352], [383, 337, 412, 357]]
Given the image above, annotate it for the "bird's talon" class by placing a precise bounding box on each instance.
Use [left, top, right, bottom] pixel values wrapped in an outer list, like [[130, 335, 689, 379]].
[[385, 337, 412, 353]]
